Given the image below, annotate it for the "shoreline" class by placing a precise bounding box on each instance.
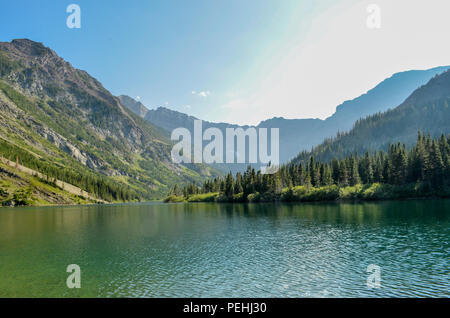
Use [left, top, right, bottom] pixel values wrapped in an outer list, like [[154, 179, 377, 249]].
[[165, 183, 450, 204], [0, 199, 164, 209], [165, 196, 450, 205], [4, 195, 450, 208]]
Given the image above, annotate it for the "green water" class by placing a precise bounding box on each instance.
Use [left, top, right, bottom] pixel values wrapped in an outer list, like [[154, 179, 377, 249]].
[[0, 200, 448, 297]]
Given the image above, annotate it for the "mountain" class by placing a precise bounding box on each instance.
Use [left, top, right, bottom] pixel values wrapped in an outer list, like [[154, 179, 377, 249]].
[[291, 68, 450, 164], [258, 66, 450, 161], [121, 66, 449, 168], [118, 95, 148, 118], [0, 39, 217, 203], [141, 105, 252, 174], [327, 67, 450, 127]]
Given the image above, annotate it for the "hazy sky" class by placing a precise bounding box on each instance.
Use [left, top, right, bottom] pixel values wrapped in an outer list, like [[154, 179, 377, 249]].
[[1, 0, 450, 125]]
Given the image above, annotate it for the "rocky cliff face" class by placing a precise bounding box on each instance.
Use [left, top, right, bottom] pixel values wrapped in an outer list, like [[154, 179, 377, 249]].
[[0, 39, 163, 152]]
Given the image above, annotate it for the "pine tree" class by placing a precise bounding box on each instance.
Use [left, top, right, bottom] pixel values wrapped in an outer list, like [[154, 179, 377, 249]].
[[339, 160, 349, 186], [234, 172, 243, 194], [429, 140, 444, 188], [349, 155, 360, 186], [225, 173, 234, 198], [360, 152, 374, 184], [309, 157, 320, 187], [331, 159, 340, 185]]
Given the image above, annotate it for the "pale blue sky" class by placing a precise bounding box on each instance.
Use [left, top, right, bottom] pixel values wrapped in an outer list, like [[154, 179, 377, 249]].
[[1, 0, 450, 125]]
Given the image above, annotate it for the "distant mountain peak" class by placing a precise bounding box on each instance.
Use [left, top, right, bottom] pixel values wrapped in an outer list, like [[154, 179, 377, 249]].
[[119, 65, 450, 166], [328, 65, 450, 125], [118, 95, 149, 118], [291, 67, 450, 164], [153, 106, 199, 119]]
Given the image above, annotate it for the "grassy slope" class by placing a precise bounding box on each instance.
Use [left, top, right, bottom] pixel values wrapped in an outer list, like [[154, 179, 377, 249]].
[[0, 161, 95, 206]]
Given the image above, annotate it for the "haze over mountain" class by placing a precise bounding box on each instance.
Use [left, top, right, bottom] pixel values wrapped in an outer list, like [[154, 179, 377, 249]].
[[118, 95, 149, 118], [121, 66, 449, 168], [134, 103, 253, 174], [0, 39, 217, 202], [292, 68, 450, 165]]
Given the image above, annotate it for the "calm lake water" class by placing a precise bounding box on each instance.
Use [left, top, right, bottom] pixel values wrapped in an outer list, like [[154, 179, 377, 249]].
[[0, 200, 449, 297]]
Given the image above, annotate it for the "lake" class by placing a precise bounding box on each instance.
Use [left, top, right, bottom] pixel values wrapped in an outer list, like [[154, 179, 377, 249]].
[[0, 200, 449, 297]]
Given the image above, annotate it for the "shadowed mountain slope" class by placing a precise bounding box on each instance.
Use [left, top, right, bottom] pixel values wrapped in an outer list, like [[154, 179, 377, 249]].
[[291, 68, 450, 164]]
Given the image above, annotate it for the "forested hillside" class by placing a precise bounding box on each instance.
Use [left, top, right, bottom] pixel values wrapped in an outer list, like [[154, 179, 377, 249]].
[[167, 69, 450, 203], [292, 69, 450, 164], [167, 133, 450, 203], [0, 39, 218, 203]]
